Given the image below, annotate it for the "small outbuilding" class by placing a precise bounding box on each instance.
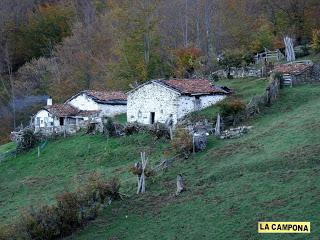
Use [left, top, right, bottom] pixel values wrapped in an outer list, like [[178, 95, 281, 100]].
[[273, 60, 313, 87], [127, 79, 229, 126], [33, 98, 100, 133], [65, 90, 127, 117]]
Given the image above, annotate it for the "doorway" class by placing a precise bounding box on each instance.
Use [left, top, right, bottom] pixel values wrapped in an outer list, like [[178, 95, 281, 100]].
[[150, 112, 155, 124], [60, 117, 64, 126]]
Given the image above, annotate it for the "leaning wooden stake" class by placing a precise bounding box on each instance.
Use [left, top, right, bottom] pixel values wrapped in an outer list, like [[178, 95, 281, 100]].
[[215, 113, 221, 137], [176, 174, 185, 196], [137, 152, 148, 194]]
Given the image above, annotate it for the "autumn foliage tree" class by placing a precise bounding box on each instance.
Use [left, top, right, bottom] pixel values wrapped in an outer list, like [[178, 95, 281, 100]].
[[15, 3, 74, 63], [175, 47, 202, 78], [312, 29, 320, 53]]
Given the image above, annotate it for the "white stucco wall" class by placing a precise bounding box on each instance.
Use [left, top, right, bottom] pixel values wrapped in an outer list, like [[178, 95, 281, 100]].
[[177, 95, 226, 119], [199, 95, 226, 108], [34, 110, 59, 128], [127, 82, 180, 125], [99, 104, 127, 117], [68, 94, 99, 111], [67, 93, 127, 117]]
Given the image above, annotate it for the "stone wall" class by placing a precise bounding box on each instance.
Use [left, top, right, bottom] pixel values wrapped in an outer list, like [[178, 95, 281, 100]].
[[246, 75, 281, 117], [127, 82, 180, 125], [312, 64, 320, 82], [214, 67, 262, 78], [292, 67, 314, 85]]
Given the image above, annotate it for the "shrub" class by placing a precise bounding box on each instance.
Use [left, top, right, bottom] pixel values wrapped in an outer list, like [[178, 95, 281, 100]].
[[0, 225, 19, 240], [129, 165, 155, 177], [3, 174, 121, 240], [21, 205, 60, 239], [124, 123, 140, 135], [103, 118, 116, 137], [16, 128, 41, 153], [149, 123, 171, 140], [56, 192, 82, 236], [171, 128, 193, 158], [312, 29, 320, 53], [218, 98, 246, 126]]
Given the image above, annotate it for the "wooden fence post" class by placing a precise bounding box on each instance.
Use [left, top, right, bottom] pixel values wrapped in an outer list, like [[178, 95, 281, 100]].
[[137, 152, 148, 194]]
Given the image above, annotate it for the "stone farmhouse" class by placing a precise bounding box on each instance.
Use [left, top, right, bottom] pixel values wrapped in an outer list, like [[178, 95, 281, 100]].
[[33, 90, 127, 133], [127, 79, 230, 126]]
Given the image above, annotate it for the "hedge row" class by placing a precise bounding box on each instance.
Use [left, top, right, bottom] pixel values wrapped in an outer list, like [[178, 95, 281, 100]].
[[0, 173, 120, 240]]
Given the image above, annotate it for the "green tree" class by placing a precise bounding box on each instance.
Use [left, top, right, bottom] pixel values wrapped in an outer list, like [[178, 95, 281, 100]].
[[16, 4, 74, 62]]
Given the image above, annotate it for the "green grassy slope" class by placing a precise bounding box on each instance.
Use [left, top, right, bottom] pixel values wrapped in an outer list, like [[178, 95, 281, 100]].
[[0, 134, 169, 224], [70, 83, 320, 240], [0, 142, 15, 154]]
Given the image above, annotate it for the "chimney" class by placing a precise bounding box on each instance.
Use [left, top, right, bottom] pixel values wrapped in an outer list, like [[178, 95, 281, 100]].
[[47, 96, 53, 106]]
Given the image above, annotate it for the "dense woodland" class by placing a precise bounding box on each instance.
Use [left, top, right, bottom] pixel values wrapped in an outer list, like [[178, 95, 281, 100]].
[[0, 0, 320, 143]]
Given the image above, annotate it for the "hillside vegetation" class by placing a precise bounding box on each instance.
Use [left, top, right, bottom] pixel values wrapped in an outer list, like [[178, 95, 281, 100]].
[[1, 79, 320, 239], [68, 83, 320, 239], [0, 77, 266, 225]]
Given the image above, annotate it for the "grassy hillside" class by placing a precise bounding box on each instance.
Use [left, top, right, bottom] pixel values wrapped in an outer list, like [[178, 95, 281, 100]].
[[0, 142, 15, 154], [1, 79, 319, 239], [0, 134, 170, 224], [69, 83, 320, 239]]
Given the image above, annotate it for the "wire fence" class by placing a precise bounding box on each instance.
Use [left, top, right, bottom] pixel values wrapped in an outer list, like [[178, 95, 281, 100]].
[[0, 140, 48, 163]]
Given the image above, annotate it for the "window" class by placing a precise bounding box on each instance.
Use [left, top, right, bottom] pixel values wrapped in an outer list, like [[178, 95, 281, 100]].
[[195, 96, 201, 110], [68, 118, 76, 125], [36, 117, 40, 126]]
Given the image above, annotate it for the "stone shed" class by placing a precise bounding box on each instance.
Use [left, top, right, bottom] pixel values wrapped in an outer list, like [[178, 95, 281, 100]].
[[127, 79, 230, 126], [273, 60, 314, 87]]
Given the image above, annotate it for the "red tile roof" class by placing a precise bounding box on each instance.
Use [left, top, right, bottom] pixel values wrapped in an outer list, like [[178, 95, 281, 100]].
[[84, 90, 127, 102], [273, 63, 312, 75], [157, 79, 227, 95], [44, 104, 79, 117]]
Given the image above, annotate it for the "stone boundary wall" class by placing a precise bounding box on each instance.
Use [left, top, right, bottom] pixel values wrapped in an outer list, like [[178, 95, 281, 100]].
[[312, 64, 320, 82], [292, 66, 314, 85], [214, 67, 262, 78], [246, 75, 281, 117]]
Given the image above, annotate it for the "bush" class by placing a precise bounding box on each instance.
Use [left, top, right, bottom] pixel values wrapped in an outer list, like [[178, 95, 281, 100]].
[[218, 98, 246, 126], [171, 128, 193, 158], [149, 123, 171, 140], [312, 29, 320, 53], [16, 128, 41, 153], [3, 174, 120, 240], [103, 118, 116, 137], [124, 123, 140, 135], [21, 205, 60, 239]]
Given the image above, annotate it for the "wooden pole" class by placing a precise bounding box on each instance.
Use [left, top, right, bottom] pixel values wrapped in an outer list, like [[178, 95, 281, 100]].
[[192, 134, 195, 154], [37, 146, 40, 158], [215, 114, 221, 137]]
